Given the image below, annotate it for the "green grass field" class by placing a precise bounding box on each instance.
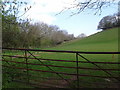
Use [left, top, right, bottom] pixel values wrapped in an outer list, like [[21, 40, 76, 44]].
[[2, 27, 119, 88]]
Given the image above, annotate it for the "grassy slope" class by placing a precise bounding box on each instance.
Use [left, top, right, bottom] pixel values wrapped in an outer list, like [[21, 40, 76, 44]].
[[48, 27, 118, 52]]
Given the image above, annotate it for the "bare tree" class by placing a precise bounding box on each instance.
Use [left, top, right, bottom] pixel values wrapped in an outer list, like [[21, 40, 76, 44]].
[[57, 0, 117, 16]]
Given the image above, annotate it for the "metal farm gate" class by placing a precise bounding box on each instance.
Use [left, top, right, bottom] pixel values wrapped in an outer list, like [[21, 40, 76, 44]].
[[2, 48, 120, 88]]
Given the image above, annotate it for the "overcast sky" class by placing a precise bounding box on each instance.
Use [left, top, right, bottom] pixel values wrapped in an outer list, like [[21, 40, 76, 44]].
[[18, 0, 119, 36]]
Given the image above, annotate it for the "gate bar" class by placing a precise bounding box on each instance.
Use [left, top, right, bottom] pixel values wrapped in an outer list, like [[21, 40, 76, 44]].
[[2, 47, 120, 54]]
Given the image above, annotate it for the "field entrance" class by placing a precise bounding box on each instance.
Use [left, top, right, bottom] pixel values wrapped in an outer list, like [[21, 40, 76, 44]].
[[2, 48, 120, 88]]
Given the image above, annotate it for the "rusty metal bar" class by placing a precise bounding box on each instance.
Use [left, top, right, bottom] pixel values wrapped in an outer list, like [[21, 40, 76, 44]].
[[3, 71, 71, 81], [2, 47, 120, 54], [2, 59, 120, 71], [2, 65, 119, 78], [2, 59, 119, 71], [3, 55, 120, 64]]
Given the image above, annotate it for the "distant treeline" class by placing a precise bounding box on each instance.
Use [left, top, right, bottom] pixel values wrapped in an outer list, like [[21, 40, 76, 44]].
[[2, 15, 75, 48]]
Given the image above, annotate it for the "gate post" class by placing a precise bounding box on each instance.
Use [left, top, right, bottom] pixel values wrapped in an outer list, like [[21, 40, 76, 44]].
[[25, 50, 29, 84], [76, 53, 79, 88]]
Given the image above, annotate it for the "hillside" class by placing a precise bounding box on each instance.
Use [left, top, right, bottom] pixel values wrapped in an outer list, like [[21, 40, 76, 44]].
[[48, 27, 119, 52]]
